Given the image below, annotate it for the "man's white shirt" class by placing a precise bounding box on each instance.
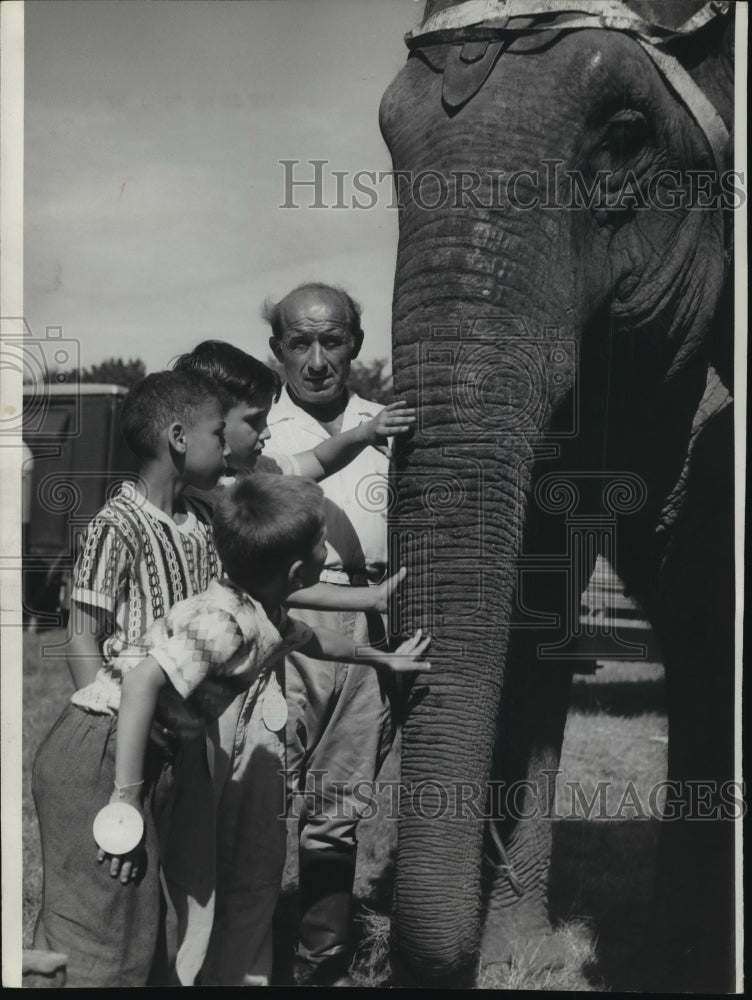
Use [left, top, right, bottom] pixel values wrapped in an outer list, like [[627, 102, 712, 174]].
[[264, 386, 389, 582]]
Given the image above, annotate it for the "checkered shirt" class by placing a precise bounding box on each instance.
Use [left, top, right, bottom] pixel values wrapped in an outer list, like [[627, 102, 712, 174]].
[[112, 578, 312, 739]]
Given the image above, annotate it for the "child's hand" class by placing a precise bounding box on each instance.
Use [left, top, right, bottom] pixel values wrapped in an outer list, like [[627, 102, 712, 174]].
[[95, 787, 145, 885], [383, 628, 432, 673], [97, 841, 146, 885], [364, 401, 416, 456], [371, 566, 407, 613]]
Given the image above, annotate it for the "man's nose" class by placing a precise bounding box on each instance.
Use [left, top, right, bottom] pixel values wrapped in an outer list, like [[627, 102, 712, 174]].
[[308, 342, 327, 369], [260, 423, 271, 442], [223, 441, 232, 458]]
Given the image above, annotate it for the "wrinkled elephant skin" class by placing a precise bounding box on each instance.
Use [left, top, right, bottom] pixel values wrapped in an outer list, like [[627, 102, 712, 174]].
[[380, 1, 735, 991]]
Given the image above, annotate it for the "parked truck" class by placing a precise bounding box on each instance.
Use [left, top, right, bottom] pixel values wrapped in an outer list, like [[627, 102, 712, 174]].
[[22, 384, 138, 628]]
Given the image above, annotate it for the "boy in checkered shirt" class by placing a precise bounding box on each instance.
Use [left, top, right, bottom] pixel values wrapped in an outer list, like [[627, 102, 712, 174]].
[[31, 370, 228, 987], [96, 474, 431, 984], [172, 340, 414, 986]]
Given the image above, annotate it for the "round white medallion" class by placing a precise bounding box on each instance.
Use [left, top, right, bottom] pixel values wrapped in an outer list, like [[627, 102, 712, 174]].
[[262, 685, 289, 732], [92, 802, 144, 855]]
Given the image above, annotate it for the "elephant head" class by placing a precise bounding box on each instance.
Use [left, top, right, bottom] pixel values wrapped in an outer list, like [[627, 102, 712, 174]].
[[380, 0, 734, 985]]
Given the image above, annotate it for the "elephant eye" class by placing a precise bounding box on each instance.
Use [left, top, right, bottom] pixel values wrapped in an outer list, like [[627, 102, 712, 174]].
[[600, 110, 650, 164]]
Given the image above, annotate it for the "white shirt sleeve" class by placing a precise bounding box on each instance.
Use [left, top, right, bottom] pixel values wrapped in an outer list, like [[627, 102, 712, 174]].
[[256, 451, 302, 477]]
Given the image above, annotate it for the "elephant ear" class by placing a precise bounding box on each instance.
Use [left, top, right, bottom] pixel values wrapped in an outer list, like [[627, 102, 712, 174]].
[[622, 0, 734, 119], [622, 0, 735, 393]]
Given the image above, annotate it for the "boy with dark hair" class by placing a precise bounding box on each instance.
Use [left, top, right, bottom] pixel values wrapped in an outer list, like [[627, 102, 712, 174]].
[[173, 339, 413, 482], [91, 475, 430, 984], [168, 342, 414, 984], [31, 370, 228, 987], [118, 368, 227, 470], [172, 340, 282, 414]]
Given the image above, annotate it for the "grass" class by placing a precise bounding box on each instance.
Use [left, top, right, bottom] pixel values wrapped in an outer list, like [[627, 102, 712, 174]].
[[477, 920, 598, 991], [272, 660, 668, 990], [21, 631, 73, 948], [21, 636, 668, 990]]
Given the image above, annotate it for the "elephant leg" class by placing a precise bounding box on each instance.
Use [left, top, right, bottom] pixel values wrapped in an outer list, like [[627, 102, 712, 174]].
[[480, 629, 574, 968], [645, 404, 737, 993], [647, 632, 736, 993]]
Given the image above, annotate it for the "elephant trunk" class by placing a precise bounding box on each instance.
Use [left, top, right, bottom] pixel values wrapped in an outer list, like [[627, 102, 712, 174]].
[[389, 231, 565, 978]]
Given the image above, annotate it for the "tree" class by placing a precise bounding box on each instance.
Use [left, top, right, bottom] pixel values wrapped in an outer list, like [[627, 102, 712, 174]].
[[45, 357, 147, 388], [265, 355, 394, 404], [348, 357, 393, 404]]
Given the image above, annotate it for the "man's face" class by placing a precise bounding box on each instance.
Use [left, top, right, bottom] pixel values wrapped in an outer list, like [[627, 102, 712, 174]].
[[223, 393, 273, 472], [270, 289, 361, 407]]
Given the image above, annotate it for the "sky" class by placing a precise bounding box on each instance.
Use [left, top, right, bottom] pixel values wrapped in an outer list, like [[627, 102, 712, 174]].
[[24, 0, 424, 374]]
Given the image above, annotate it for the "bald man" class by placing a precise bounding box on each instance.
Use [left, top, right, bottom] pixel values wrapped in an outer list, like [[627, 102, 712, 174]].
[[262, 283, 398, 986]]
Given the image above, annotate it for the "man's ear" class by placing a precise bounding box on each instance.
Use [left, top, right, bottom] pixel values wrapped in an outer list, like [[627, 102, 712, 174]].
[[269, 336, 284, 364], [350, 329, 364, 361], [168, 421, 187, 454], [287, 559, 305, 591]]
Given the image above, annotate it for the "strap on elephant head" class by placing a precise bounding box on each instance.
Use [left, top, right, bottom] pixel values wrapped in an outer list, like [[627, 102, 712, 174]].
[[405, 0, 731, 176]]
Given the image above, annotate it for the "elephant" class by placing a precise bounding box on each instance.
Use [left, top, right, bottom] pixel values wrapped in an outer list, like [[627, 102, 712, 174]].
[[379, 0, 737, 991]]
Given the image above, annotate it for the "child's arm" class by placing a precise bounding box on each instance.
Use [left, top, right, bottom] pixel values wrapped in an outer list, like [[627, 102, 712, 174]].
[[64, 602, 107, 689], [114, 656, 167, 793], [286, 567, 407, 614], [299, 626, 431, 674], [69, 509, 135, 689], [293, 401, 415, 481], [96, 656, 167, 885]]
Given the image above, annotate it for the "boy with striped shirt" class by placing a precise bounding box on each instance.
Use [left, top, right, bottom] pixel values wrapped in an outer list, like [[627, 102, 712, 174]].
[[31, 370, 228, 987]]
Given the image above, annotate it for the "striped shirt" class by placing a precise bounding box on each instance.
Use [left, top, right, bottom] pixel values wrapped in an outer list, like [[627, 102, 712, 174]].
[[71, 481, 219, 715]]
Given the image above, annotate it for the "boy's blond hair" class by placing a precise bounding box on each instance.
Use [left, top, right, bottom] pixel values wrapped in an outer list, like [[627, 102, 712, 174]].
[[213, 473, 325, 590]]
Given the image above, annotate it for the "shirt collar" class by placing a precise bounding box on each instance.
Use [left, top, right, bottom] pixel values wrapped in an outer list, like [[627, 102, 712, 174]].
[[269, 384, 373, 435], [117, 480, 198, 533], [216, 575, 287, 633]]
